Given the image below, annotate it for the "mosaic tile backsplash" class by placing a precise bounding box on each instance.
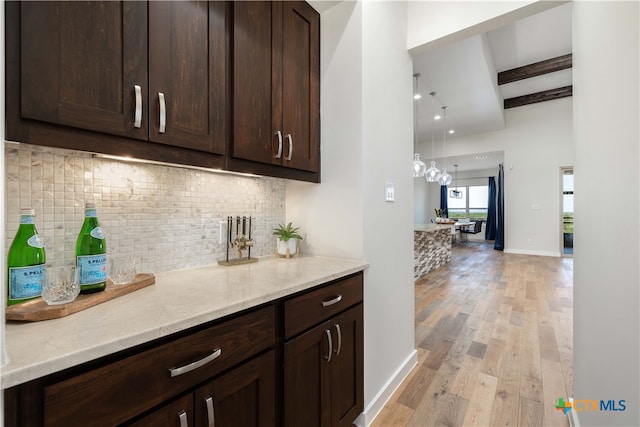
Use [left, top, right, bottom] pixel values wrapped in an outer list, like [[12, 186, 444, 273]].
[[5, 143, 286, 274]]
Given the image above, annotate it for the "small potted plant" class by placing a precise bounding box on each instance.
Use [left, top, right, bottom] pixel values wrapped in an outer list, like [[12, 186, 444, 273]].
[[273, 222, 303, 257]]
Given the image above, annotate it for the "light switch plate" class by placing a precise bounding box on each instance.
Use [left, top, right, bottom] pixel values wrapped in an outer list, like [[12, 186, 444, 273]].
[[385, 182, 395, 202]]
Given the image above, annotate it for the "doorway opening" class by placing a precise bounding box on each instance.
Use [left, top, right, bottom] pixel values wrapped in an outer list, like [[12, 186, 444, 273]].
[[561, 167, 574, 256]]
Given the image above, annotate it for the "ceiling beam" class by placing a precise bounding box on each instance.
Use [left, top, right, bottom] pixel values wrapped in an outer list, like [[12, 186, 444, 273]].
[[504, 85, 572, 109], [498, 53, 572, 85]]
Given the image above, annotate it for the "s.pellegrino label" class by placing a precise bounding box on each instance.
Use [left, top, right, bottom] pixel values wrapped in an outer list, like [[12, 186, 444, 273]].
[[76, 203, 107, 294], [7, 208, 46, 306], [77, 254, 107, 285]]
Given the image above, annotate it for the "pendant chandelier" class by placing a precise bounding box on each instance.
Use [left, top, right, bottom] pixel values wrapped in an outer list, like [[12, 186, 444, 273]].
[[424, 91, 441, 182], [412, 73, 427, 178], [450, 164, 462, 198], [438, 106, 452, 186]]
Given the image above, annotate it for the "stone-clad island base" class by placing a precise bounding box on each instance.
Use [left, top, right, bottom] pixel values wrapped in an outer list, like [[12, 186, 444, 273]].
[[414, 224, 453, 279]]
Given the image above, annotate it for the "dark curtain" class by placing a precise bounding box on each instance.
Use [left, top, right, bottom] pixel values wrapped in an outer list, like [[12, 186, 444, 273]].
[[439, 185, 448, 217], [494, 164, 504, 251], [485, 177, 497, 240]]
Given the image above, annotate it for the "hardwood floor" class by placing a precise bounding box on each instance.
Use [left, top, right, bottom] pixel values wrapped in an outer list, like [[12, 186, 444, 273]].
[[373, 241, 573, 427]]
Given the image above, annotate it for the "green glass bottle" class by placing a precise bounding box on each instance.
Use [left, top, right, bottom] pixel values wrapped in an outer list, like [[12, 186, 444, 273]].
[[7, 208, 46, 306], [76, 203, 107, 293]]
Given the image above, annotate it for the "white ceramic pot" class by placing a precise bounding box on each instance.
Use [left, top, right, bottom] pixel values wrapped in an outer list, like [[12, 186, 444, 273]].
[[276, 238, 298, 256]]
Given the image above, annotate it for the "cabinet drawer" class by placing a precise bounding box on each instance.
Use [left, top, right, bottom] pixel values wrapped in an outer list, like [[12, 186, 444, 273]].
[[284, 273, 363, 339], [43, 305, 275, 427]]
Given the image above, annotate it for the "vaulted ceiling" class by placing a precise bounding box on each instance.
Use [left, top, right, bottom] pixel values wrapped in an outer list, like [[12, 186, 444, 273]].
[[412, 2, 573, 171]]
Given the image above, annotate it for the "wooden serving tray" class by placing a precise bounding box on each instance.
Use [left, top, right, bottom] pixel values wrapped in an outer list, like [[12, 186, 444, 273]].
[[5, 273, 155, 322]]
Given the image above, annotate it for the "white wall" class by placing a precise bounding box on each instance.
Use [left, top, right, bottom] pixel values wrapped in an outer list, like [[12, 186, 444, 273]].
[[503, 99, 572, 256], [418, 98, 572, 256], [288, 1, 416, 423], [413, 175, 431, 224], [287, 1, 364, 259], [407, 0, 563, 54], [361, 1, 415, 420], [573, 2, 639, 426]]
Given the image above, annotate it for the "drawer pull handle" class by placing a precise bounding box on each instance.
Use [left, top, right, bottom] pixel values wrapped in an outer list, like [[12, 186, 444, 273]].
[[169, 348, 222, 377], [285, 133, 293, 161], [325, 329, 333, 362], [205, 396, 215, 427], [322, 295, 343, 307], [179, 410, 189, 427], [275, 130, 283, 158], [334, 324, 342, 356], [133, 85, 142, 128], [158, 92, 167, 133]]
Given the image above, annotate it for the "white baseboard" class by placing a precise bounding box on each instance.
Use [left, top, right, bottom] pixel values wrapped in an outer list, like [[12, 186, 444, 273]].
[[568, 398, 580, 427], [354, 349, 418, 427], [504, 248, 561, 257]]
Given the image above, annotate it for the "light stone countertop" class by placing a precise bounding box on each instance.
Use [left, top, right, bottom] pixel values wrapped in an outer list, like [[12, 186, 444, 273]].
[[1, 255, 368, 389], [414, 223, 454, 232]]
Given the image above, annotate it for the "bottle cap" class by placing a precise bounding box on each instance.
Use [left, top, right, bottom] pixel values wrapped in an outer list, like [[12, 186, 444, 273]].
[[85, 202, 96, 209], [20, 208, 35, 216]]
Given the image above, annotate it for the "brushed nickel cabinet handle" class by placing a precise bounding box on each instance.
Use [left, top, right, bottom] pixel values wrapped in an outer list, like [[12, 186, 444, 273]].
[[322, 295, 342, 307], [285, 133, 293, 161], [325, 329, 333, 362], [205, 396, 215, 427], [334, 324, 342, 356], [178, 410, 189, 427], [134, 85, 142, 128], [158, 92, 166, 133], [275, 130, 283, 158], [169, 348, 222, 377]]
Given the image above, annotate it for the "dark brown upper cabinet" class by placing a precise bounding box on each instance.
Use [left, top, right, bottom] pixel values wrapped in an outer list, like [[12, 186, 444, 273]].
[[231, 1, 320, 175], [9, 1, 227, 167], [19, 1, 149, 140], [7, 1, 321, 182], [148, 2, 226, 154]]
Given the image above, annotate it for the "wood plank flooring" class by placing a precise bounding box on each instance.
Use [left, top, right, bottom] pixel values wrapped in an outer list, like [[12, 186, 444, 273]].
[[373, 241, 573, 427]]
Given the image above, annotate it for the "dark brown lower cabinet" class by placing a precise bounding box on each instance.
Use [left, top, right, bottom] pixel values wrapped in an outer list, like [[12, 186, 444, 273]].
[[3, 272, 364, 426], [127, 393, 194, 427], [283, 276, 364, 427], [194, 350, 276, 427], [329, 306, 364, 427], [128, 351, 275, 427]]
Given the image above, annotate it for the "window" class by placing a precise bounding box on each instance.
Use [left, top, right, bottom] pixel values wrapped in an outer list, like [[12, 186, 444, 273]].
[[447, 185, 488, 219]]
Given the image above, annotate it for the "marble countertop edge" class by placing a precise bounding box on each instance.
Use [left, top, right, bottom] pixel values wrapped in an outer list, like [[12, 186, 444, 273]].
[[1, 256, 368, 389]]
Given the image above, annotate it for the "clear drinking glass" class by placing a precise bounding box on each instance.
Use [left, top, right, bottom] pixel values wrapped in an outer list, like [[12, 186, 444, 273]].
[[42, 266, 80, 305], [108, 256, 137, 285]]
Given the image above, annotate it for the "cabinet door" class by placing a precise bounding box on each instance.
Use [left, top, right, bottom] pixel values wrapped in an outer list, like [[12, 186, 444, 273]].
[[330, 305, 364, 427], [232, 1, 282, 166], [127, 393, 193, 427], [232, 1, 319, 173], [149, 1, 227, 154], [20, 1, 148, 140], [281, 1, 320, 172], [283, 320, 332, 427], [194, 351, 276, 427]]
